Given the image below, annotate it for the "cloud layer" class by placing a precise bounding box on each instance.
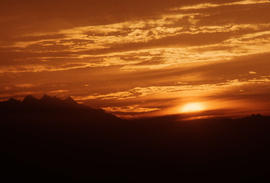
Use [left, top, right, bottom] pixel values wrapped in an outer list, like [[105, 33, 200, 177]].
[[1, 0, 270, 117]]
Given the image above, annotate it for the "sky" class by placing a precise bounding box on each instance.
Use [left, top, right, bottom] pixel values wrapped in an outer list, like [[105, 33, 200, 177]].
[[1, 0, 270, 118]]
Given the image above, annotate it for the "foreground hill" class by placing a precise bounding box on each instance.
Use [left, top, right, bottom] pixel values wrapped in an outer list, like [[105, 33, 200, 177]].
[[1, 96, 270, 182]]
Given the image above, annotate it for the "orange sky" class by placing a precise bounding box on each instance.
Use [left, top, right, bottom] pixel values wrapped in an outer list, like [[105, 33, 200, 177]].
[[1, 0, 270, 118]]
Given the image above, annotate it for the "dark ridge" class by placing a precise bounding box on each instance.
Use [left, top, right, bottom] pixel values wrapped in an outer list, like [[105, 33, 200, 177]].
[[64, 96, 77, 105], [7, 98, 20, 104], [40, 94, 57, 101], [40, 94, 71, 107], [1, 96, 270, 182], [22, 95, 39, 104]]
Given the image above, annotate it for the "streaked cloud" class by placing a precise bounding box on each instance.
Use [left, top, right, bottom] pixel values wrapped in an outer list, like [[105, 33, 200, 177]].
[[1, 0, 270, 117], [173, 0, 270, 11]]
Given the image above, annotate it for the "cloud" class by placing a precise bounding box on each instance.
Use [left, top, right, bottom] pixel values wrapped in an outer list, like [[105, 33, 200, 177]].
[[173, 0, 270, 11], [1, 0, 270, 117], [76, 76, 270, 115]]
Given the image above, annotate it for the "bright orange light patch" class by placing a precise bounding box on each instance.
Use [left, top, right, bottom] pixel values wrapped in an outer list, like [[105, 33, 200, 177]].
[[180, 102, 206, 113]]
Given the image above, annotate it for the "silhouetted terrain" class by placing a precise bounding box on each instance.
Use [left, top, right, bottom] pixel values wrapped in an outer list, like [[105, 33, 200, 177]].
[[1, 96, 270, 182]]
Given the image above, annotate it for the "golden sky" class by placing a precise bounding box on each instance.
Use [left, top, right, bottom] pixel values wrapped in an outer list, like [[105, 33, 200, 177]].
[[1, 0, 270, 118]]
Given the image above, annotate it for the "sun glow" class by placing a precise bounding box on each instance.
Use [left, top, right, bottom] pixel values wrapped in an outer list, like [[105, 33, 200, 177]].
[[180, 102, 206, 113]]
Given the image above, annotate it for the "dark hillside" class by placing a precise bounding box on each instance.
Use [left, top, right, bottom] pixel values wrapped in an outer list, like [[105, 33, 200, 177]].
[[1, 96, 270, 182]]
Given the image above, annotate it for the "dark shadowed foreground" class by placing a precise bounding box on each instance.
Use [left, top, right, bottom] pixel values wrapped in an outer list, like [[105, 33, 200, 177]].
[[1, 96, 270, 182]]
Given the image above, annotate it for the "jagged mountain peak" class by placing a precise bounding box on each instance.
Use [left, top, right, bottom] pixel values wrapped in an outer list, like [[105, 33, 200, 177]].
[[1, 94, 120, 122], [64, 96, 77, 104], [22, 95, 39, 104], [7, 98, 20, 104], [40, 94, 60, 102], [20, 95, 79, 107]]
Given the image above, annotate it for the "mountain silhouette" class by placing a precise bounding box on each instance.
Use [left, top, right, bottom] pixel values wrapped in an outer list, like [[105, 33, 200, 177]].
[[20, 94, 79, 108], [1, 95, 119, 122], [1, 96, 270, 182], [7, 97, 21, 104], [64, 96, 77, 104], [22, 94, 40, 104]]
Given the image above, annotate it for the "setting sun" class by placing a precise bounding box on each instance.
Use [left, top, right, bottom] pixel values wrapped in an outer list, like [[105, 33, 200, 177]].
[[180, 102, 206, 113]]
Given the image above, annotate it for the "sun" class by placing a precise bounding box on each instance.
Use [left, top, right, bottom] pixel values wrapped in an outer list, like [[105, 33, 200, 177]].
[[180, 102, 206, 113]]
